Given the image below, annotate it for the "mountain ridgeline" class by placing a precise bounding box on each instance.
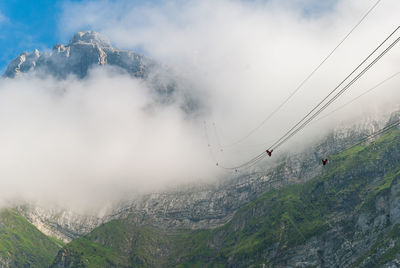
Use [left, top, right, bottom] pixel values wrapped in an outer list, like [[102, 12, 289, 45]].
[[4, 31, 153, 79], [1, 31, 400, 267], [4, 31, 186, 110]]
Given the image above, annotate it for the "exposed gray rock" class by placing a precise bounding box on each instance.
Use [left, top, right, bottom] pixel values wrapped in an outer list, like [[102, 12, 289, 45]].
[[3, 31, 201, 114], [4, 31, 154, 79], [16, 205, 105, 243], [17, 114, 397, 244]]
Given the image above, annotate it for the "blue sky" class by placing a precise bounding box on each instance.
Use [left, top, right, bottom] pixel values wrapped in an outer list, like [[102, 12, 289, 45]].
[[0, 0, 66, 72]]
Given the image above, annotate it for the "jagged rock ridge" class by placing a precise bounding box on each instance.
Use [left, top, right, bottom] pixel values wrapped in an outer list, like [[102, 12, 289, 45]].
[[4, 31, 154, 79], [4, 30, 198, 115]]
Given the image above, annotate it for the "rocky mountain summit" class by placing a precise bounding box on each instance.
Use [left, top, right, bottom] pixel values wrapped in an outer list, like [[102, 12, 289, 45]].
[[4, 31, 154, 79], [4, 30, 196, 112]]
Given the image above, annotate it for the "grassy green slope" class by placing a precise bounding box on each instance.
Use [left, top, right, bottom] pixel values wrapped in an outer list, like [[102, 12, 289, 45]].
[[52, 128, 400, 267], [51, 220, 189, 267], [0, 208, 64, 267]]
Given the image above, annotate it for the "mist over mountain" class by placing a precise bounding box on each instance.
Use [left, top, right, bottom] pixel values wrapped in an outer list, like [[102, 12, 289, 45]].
[[0, 31, 219, 213]]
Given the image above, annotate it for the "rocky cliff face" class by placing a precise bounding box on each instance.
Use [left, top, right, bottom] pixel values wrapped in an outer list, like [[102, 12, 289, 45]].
[[16, 113, 395, 244], [15, 205, 105, 243], [111, 113, 393, 230], [50, 125, 400, 267]]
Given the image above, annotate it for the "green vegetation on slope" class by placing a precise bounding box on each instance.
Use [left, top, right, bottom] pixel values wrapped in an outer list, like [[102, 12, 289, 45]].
[[52, 129, 400, 267], [51, 219, 193, 267], [0, 208, 63, 267]]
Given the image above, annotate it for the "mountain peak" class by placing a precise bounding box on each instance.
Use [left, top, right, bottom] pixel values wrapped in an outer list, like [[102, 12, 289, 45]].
[[3, 31, 153, 79], [69, 31, 112, 47]]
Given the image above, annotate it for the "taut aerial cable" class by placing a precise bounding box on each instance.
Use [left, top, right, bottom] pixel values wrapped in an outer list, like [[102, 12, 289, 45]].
[[214, 0, 383, 148], [313, 72, 400, 123], [268, 26, 400, 152], [215, 26, 400, 171]]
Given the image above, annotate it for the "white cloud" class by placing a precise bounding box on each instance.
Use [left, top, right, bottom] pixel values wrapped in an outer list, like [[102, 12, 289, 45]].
[[0, 69, 221, 211], [1, 0, 399, 210], [59, 0, 400, 144]]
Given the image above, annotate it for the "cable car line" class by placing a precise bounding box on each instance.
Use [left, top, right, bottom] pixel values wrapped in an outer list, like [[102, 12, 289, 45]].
[[213, 26, 399, 171], [204, 121, 265, 170], [268, 26, 400, 151], [216, 152, 266, 170], [272, 33, 400, 151], [215, 0, 383, 148], [314, 71, 400, 123], [269, 26, 399, 150], [272, 35, 400, 151]]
